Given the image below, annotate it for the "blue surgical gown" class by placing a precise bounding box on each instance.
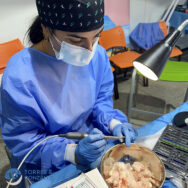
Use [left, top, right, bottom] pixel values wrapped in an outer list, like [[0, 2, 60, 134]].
[[0, 45, 127, 173]]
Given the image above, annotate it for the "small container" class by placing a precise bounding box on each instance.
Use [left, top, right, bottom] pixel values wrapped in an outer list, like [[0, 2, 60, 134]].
[[100, 144, 165, 188]]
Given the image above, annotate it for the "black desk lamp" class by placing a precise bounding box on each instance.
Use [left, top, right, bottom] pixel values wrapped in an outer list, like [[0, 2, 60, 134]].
[[133, 19, 188, 81]]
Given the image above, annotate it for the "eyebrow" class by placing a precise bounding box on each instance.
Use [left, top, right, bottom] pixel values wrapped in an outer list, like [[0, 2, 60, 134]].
[[68, 27, 104, 39]]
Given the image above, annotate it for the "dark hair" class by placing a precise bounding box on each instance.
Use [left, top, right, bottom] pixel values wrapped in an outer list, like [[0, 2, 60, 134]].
[[27, 16, 44, 44]]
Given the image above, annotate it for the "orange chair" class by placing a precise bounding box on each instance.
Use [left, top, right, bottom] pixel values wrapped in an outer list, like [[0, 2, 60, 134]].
[[99, 26, 141, 99], [0, 39, 24, 74], [99, 26, 141, 69], [158, 21, 182, 58]]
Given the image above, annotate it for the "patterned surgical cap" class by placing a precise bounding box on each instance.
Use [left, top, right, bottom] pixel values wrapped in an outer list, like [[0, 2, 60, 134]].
[[36, 0, 104, 32]]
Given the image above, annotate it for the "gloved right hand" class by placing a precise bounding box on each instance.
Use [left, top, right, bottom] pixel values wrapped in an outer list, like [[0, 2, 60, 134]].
[[75, 128, 106, 165], [112, 123, 138, 147]]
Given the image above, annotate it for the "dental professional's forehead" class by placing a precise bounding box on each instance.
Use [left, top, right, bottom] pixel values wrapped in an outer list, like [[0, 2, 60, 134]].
[[54, 26, 104, 40]]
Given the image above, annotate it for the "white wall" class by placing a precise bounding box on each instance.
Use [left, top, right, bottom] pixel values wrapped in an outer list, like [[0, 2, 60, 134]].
[[0, 0, 37, 46], [130, 0, 173, 31]]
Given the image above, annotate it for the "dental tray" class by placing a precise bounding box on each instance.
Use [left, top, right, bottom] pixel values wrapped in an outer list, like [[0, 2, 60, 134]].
[[153, 125, 188, 181]]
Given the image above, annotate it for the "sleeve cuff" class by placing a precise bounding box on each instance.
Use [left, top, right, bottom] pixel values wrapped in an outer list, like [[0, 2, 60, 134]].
[[109, 119, 122, 131], [64, 144, 77, 164]]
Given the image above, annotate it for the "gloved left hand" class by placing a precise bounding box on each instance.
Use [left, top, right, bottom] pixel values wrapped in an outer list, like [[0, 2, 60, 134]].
[[75, 128, 106, 165], [112, 123, 138, 147]]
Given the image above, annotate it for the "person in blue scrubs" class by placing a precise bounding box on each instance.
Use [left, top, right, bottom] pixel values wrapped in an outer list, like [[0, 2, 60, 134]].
[[0, 0, 137, 179]]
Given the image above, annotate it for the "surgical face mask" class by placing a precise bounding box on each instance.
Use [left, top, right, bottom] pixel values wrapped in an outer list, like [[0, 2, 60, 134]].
[[50, 34, 99, 66]]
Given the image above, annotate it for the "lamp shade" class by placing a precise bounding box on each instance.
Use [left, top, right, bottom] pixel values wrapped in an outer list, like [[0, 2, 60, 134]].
[[133, 29, 182, 80]]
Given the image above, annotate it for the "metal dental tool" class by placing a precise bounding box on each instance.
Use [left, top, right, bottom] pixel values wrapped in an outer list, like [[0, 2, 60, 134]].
[[59, 132, 125, 141]]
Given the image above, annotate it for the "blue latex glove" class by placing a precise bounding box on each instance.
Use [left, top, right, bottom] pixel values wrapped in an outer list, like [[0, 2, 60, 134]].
[[162, 180, 177, 188], [112, 123, 138, 147], [75, 128, 107, 165]]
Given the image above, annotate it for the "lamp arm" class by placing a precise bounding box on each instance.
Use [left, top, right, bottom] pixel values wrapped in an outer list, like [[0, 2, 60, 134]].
[[177, 19, 188, 32], [165, 19, 188, 47]]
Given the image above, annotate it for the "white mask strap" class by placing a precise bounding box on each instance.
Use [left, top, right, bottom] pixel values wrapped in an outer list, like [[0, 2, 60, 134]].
[[52, 34, 62, 45], [49, 38, 59, 57]]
